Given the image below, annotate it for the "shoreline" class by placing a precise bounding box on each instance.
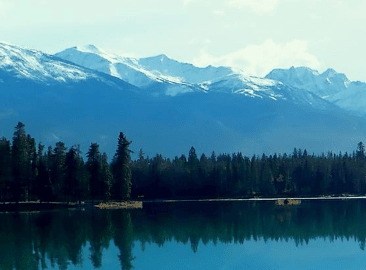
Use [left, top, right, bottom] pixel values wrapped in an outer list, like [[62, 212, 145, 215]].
[[142, 195, 366, 203], [1, 196, 366, 212]]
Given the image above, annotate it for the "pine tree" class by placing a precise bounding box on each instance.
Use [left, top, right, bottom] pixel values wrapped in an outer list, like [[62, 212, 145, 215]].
[[100, 153, 113, 201], [51, 141, 67, 201], [188, 147, 200, 193], [35, 143, 53, 201], [0, 137, 12, 201], [111, 132, 132, 200], [86, 143, 102, 201], [11, 122, 29, 201], [356, 142, 365, 160], [27, 134, 37, 201], [131, 149, 149, 199], [354, 142, 366, 194], [65, 146, 84, 202]]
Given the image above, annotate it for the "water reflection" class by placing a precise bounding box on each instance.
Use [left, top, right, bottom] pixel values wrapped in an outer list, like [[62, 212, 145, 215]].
[[1, 200, 366, 269]]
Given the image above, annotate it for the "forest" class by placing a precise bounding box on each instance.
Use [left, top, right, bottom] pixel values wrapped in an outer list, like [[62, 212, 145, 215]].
[[1, 122, 366, 202]]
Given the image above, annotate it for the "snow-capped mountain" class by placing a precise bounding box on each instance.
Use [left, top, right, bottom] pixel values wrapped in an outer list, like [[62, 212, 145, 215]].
[[266, 66, 366, 116], [266, 66, 349, 98], [55, 45, 159, 87], [0, 42, 102, 83], [206, 73, 335, 110], [2, 41, 366, 157], [55, 45, 337, 110], [55, 45, 236, 87]]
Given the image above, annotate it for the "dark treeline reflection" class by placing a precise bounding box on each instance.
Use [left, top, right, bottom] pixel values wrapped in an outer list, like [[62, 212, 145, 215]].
[[2, 200, 366, 270]]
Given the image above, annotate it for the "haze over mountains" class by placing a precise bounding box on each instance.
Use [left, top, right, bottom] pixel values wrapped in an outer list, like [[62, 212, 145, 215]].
[[1, 41, 366, 157]]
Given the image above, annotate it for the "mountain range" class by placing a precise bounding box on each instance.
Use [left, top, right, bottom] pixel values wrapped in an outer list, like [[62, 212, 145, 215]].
[[1, 41, 366, 157]]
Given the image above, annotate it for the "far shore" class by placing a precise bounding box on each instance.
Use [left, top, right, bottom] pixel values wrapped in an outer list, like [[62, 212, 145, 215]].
[[142, 195, 366, 203], [1, 195, 366, 212]]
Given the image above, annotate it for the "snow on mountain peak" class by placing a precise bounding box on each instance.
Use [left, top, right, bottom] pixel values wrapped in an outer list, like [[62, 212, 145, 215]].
[[0, 42, 96, 82], [265, 66, 351, 99], [76, 44, 103, 54], [264, 65, 366, 115], [322, 68, 336, 76], [53, 45, 333, 107], [152, 54, 169, 61], [55, 46, 240, 91], [320, 68, 349, 85], [291, 66, 320, 76]]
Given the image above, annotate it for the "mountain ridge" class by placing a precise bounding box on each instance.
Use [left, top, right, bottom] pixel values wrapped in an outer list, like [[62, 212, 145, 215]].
[[2, 41, 366, 157], [266, 66, 366, 116], [55, 45, 338, 111]]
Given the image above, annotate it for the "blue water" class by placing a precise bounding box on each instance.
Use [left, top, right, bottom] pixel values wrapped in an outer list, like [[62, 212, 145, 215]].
[[2, 200, 366, 270], [62, 237, 365, 270]]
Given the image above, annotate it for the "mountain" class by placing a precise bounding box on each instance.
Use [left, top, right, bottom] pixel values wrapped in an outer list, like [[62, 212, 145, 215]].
[[1, 42, 366, 157], [266, 66, 366, 116], [55, 45, 235, 86], [55, 45, 204, 96], [0, 41, 143, 154], [56, 45, 338, 110]]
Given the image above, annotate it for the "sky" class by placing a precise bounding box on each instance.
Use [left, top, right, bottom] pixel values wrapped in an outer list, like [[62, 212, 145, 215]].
[[0, 0, 366, 81]]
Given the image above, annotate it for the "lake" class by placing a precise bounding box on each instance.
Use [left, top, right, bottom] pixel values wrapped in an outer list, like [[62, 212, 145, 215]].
[[2, 199, 366, 269]]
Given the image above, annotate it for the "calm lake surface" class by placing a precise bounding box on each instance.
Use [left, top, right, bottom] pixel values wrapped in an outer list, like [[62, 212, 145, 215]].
[[2, 199, 366, 270]]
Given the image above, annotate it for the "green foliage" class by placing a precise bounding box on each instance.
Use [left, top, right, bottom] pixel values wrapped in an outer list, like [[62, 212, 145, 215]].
[[51, 141, 67, 201], [100, 153, 113, 201], [35, 143, 53, 201], [11, 122, 33, 201], [111, 132, 132, 201], [130, 145, 366, 200], [0, 137, 12, 201], [65, 146, 84, 202], [86, 143, 102, 201], [3, 122, 366, 202]]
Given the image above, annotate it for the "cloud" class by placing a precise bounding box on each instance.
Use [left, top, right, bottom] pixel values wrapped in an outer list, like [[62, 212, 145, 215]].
[[38, 1, 48, 6], [0, 1, 13, 16], [188, 38, 211, 47], [228, 0, 281, 14], [212, 10, 226, 17], [192, 39, 321, 77], [183, 0, 195, 7]]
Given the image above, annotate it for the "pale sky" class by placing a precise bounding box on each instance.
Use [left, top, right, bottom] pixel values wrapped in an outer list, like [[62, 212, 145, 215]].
[[1, 0, 366, 81]]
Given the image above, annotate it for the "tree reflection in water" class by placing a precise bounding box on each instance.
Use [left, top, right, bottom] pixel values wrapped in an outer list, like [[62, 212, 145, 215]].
[[1, 200, 366, 269]]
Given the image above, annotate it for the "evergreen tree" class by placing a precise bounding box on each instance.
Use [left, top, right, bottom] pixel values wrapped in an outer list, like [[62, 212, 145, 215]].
[[357, 142, 365, 160], [35, 143, 53, 201], [11, 122, 30, 201], [65, 146, 84, 202], [27, 135, 37, 201], [111, 132, 132, 201], [100, 153, 113, 201], [198, 153, 211, 196], [188, 147, 200, 194], [0, 137, 12, 201], [131, 149, 149, 199], [86, 143, 102, 201], [51, 141, 67, 201]]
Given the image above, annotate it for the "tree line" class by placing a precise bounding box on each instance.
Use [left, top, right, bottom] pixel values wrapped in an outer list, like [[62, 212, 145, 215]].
[[132, 142, 366, 199], [1, 122, 366, 202], [0, 122, 132, 202]]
